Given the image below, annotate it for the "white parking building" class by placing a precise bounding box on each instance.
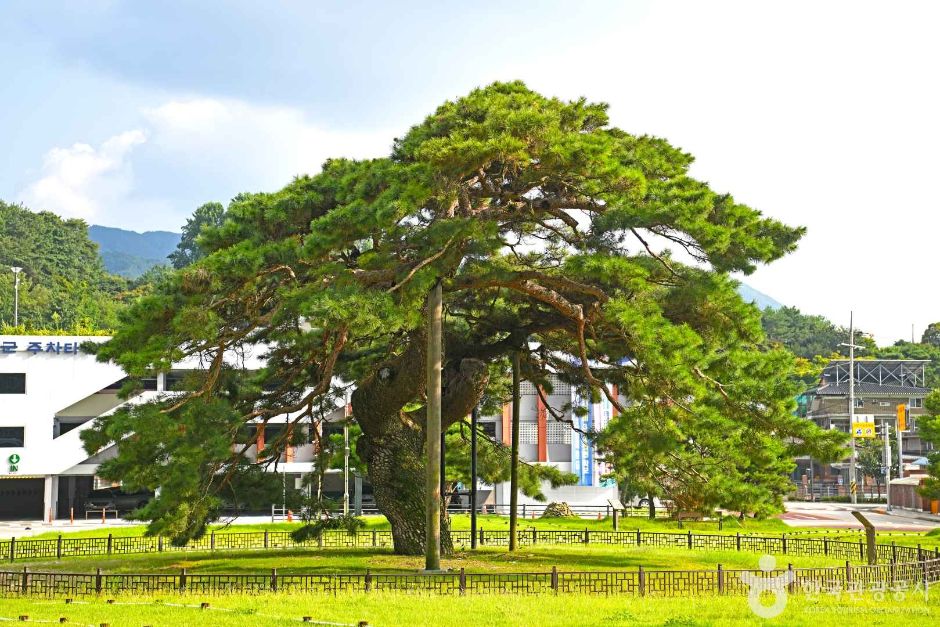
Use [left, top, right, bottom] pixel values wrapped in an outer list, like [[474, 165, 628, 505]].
[[0, 335, 321, 521]]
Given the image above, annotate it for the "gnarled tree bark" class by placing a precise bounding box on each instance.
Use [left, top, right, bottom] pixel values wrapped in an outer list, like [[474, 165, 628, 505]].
[[352, 331, 488, 555]]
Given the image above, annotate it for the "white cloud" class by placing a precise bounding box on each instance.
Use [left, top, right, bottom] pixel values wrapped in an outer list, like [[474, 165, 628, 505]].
[[142, 97, 392, 188], [16, 97, 393, 231], [19, 129, 146, 221]]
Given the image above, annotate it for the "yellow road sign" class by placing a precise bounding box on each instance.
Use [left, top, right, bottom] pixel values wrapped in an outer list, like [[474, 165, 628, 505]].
[[853, 422, 876, 438]]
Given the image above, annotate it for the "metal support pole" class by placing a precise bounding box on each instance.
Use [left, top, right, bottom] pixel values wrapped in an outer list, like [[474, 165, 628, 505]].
[[509, 351, 521, 552], [11, 267, 22, 327], [425, 281, 443, 571], [470, 406, 478, 549], [343, 418, 350, 516], [898, 403, 906, 481], [884, 422, 892, 511]]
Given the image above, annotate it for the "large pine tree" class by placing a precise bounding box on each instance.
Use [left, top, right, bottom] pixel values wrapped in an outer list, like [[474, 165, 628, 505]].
[[86, 82, 843, 553]]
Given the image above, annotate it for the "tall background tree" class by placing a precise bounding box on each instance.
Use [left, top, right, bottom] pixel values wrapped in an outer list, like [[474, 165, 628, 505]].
[[85, 81, 842, 554], [168, 201, 227, 269]]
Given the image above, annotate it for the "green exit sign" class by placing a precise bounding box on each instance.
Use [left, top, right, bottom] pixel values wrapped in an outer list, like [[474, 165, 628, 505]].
[[7, 453, 20, 472]]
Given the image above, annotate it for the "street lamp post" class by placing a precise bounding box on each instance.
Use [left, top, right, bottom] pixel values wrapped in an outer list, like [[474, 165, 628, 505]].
[[11, 267, 22, 327]]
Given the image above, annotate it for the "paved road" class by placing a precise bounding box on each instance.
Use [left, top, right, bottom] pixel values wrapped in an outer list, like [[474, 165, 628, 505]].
[[779, 501, 940, 531]]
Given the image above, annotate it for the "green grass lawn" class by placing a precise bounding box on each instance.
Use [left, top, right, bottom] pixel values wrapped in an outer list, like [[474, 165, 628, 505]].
[[12, 543, 842, 575], [1, 590, 937, 626], [22, 513, 822, 542]]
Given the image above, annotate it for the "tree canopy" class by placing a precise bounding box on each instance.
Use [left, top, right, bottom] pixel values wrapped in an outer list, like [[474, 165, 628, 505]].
[[84, 81, 844, 552], [0, 201, 128, 331]]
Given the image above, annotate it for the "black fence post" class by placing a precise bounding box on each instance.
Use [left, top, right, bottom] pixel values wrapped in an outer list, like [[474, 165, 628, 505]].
[[8, 537, 13, 563], [365, 569, 372, 593], [96, 568, 103, 595], [20, 567, 28, 594], [106, 534, 113, 556], [210, 532, 215, 552], [892, 542, 898, 564], [459, 568, 466, 595], [638, 566, 645, 597], [636, 529, 641, 546], [532, 528, 537, 545], [718, 517, 722, 531], [551, 566, 558, 593], [736, 532, 740, 552], [264, 530, 269, 549], [859, 541, 864, 561], [583, 528, 589, 544], [56, 535, 62, 560], [782, 534, 787, 555], [270, 568, 277, 592], [687, 530, 692, 550], [372, 530, 377, 548], [824, 537, 829, 556], [845, 561, 851, 588], [480, 529, 485, 545], [717, 564, 723, 595]]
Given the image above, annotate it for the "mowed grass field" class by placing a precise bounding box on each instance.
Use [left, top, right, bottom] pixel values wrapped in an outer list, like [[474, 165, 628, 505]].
[[21, 513, 940, 550], [1, 591, 937, 626], [13, 543, 843, 575], [4, 515, 940, 625]]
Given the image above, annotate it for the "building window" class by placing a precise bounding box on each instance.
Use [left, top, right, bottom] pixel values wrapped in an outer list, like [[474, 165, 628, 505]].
[[547, 421, 572, 445], [479, 422, 497, 440], [519, 423, 538, 444], [911, 398, 924, 408], [0, 373, 26, 394], [0, 427, 25, 447], [853, 398, 864, 408]]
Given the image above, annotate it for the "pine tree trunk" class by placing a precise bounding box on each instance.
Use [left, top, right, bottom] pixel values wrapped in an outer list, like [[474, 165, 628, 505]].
[[351, 332, 487, 556], [360, 420, 452, 555]]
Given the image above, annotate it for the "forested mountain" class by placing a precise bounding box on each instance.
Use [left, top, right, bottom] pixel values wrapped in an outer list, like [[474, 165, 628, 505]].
[[88, 225, 181, 278], [0, 201, 131, 331], [760, 306, 852, 359], [737, 283, 782, 310]]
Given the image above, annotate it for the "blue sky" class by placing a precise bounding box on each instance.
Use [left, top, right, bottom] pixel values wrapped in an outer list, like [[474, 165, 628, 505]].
[[2, 1, 939, 343]]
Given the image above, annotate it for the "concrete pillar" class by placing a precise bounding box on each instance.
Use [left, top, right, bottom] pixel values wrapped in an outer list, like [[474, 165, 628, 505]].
[[43, 475, 58, 522], [354, 473, 363, 515], [156, 373, 166, 392]]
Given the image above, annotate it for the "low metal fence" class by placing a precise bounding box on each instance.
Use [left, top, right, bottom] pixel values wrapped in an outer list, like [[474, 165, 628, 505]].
[[2, 529, 936, 566], [2, 557, 939, 598]]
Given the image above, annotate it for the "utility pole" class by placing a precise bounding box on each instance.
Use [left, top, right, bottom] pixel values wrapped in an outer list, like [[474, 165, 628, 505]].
[[470, 406, 478, 549], [11, 267, 22, 327], [884, 421, 892, 511], [840, 312, 864, 505], [425, 280, 443, 571]]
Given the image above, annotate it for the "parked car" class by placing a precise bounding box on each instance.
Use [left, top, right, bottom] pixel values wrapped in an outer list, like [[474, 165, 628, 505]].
[[83, 487, 153, 513]]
